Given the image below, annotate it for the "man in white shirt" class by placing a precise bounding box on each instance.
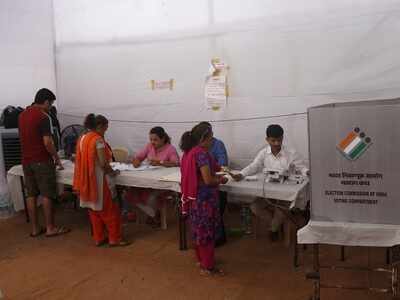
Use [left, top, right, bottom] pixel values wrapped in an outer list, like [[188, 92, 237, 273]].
[[232, 124, 309, 241]]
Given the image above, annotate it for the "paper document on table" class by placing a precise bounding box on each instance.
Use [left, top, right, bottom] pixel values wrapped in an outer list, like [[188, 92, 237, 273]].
[[110, 162, 161, 172], [245, 175, 258, 181], [110, 162, 135, 171], [216, 171, 228, 176], [159, 171, 181, 183]]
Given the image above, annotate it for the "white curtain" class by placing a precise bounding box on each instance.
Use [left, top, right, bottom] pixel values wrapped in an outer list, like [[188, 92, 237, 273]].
[[54, 0, 400, 167]]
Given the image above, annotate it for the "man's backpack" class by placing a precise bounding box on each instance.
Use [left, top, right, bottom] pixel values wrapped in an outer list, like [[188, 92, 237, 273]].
[[1, 106, 24, 129]]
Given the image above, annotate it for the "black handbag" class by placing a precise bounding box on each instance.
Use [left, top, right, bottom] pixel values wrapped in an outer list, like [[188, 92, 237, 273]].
[[1, 106, 24, 129]]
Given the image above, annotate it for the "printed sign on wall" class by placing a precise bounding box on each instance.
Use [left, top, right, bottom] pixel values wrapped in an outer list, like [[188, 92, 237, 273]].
[[205, 58, 229, 110], [150, 79, 174, 90]]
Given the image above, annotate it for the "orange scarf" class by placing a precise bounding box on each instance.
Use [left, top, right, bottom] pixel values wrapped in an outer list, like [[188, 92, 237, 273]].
[[73, 131, 112, 203]]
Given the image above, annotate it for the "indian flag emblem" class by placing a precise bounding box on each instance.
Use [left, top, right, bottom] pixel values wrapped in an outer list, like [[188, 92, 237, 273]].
[[337, 127, 372, 160]]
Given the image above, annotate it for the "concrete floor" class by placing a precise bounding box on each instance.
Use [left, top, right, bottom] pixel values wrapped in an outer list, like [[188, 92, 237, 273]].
[[0, 203, 393, 300]]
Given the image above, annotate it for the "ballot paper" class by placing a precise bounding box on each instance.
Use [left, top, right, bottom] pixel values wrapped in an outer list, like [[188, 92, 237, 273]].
[[244, 175, 258, 181], [110, 162, 160, 172]]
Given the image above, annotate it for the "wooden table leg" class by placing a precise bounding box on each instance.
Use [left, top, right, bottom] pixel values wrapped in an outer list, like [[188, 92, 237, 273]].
[[284, 220, 293, 247], [340, 245, 345, 261], [177, 199, 188, 251], [160, 199, 168, 230]]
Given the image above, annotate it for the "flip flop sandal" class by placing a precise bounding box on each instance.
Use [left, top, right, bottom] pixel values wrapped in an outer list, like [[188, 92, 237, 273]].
[[45, 226, 71, 238], [109, 240, 131, 248], [30, 227, 46, 238], [95, 238, 109, 247], [200, 268, 225, 277]]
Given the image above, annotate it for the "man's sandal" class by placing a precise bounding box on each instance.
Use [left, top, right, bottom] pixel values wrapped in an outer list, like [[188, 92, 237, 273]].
[[30, 227, 46, 238], [45, 226, 71, 238]]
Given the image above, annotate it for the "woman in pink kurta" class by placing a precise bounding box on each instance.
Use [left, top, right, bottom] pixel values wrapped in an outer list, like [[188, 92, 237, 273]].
[[126, 127, 179, 227]]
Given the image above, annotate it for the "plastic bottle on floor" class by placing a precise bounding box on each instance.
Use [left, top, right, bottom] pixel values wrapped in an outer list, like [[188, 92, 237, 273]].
[[240, 205, 252, 235]]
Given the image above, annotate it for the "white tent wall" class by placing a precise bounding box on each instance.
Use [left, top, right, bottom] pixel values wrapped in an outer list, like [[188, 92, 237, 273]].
[[0, 0, 56, 212], [54, 0, 400, 167], [0, 0, 56, 108]]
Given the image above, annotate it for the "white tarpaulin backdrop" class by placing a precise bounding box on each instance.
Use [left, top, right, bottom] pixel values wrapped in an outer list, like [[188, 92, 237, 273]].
[[0, 0, 56, 215], [53, 0, 400, 167]]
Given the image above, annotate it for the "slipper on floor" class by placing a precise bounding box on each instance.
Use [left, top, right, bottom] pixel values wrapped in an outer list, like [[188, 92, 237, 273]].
[[95, 238, 109, 247], [30, 227, 46, 238], [45, 226, 71, 238], [200, 268, 225, 277], [109, 240, 131, 248]]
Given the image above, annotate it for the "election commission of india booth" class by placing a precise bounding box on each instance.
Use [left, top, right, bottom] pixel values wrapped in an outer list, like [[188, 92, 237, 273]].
[[298, 99, 400, 299], [2, 1, 400, 299]]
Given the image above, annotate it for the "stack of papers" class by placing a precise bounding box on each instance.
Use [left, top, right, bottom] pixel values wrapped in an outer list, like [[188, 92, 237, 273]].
[[245, 175, 258, 181], [110, 162, 160, 172], [110, 162, 135, 171]]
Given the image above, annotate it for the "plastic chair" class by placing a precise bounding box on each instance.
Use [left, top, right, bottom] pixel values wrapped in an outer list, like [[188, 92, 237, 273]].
[[112, 147, 129, 163]]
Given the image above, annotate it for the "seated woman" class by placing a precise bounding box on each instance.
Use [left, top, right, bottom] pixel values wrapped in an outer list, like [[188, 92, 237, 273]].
[[125, 126, 179, 227]]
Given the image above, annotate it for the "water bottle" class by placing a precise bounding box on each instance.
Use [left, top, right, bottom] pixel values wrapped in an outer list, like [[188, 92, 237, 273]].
[[240, 205, 252, 235]]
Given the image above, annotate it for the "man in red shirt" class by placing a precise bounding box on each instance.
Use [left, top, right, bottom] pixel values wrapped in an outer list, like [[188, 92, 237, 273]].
[[19, 88, 70, 237]]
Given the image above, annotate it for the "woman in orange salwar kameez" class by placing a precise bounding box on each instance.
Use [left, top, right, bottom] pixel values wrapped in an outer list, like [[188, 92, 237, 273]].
[[73, 114, 129, 247]]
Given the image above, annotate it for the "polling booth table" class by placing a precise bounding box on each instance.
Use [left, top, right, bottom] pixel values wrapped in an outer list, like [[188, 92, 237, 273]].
[[297, 99, 400, 299], [8, 161, 309, 264], [160, 169, 309, 258], [7, 161, 181, 230]]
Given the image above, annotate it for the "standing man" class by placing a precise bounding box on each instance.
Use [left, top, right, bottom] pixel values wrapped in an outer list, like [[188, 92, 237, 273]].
[[199, 122, 229, 246], [19, 88, 70, 237]]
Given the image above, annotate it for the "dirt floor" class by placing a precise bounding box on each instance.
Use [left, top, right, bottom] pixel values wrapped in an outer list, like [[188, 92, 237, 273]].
[[0, 202, 394, 300]]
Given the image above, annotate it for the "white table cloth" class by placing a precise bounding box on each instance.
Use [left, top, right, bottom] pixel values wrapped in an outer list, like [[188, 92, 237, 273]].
[[297, 220, 400, 247], [8, 163, 309, 212], [160, 169, 309, 208]]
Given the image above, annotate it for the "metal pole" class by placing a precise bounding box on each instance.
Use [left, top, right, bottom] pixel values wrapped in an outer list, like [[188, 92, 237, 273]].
[[293, 233, 299, 268], [177, 196, 188, 251], [386, 248, 391, 265], [367, 247, 371, 291], [340, 246, 345, 261], [313, 244, 320, 300]]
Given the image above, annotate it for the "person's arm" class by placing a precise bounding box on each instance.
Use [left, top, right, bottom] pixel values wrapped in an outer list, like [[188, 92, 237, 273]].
[[159, 160, 179, 167], [40, 118, 63, 169], [149, 158, 178, 167], [162, 147, 180, 167], [232, 149, 265, 181], [290, 150, 309, 176], [43, 136, 63, 169], [149, 146, 180, 168], [132, 144, 149, 168], [197, 152, 228, 186], [96, 141, 119, 176], [199, 165, 228, 186]]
